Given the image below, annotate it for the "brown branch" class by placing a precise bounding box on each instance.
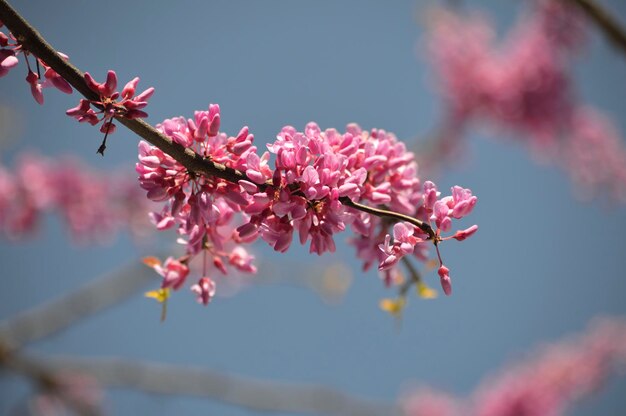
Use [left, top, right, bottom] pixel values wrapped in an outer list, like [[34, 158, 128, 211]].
[[0, 0, 434, 240], [2, 350, 399, 416], [340, 197, 434, 238], [569, 0, 626, 56]]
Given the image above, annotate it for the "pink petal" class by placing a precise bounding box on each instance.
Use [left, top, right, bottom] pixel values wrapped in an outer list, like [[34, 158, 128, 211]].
[[122, 77, 139, 99], [101, 70, 117, 97]]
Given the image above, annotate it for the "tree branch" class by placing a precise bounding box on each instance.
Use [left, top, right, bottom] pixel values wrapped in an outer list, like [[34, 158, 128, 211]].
[[2, 350, 399, 416], [0, 346, 103, 415], [0, 0, 434, 240], [569, 0, 626, 56]]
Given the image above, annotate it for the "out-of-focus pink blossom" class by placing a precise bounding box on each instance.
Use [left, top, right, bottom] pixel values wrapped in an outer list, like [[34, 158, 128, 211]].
[[564, 108, 626, 202], [0, 153, 153, 242], [403, 318, 626, 416], [402, 388, 459, 416], [426, 1, 626, 202], [472, 318, 626, 416]]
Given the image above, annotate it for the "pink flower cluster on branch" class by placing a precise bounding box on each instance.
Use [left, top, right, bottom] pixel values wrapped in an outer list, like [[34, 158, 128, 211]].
[[2, 14, 154, 156], [137, 105, 258, 305], [137, 107, 478, 305], [0, 20, 72, 103], [0, 153, 153, 242], [426, 0, 626, 201], [402, 318, 626, 416], [66, 70, 154, 155], [0, 1, 478, 308]]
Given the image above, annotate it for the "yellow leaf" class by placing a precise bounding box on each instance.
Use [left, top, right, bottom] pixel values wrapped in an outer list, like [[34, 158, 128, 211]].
[[145, 288, 170, 322], [379, 297, 406, 316], [417, 281, 438, 299], [145, 288, 170, 303]]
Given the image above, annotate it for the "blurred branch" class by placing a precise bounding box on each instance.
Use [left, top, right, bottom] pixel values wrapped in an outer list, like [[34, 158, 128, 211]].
[[0, 261, 155, 349], [0, 346, 103, 415], [569, 0, 626, 55], [0, 251, 353, 351], [3, 351, 399, 416]]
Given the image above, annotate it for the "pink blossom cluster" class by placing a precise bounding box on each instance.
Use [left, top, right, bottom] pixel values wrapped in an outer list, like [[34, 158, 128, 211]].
[[0, 21, 153, 155], [374, 181, 477, 294], [0, 153, 153, 242], [0, 20, 72, 103], [402, 318, 626, 416], [137, 104, 258, 305], [426, 0, 626, 201], [137, 107, 478, 304], [67, 70, 154, 155]]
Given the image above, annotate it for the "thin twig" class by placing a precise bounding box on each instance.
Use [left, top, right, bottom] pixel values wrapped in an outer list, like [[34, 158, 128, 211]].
[[3, 351, 399, 416], [0, 0, 434, 239], [569, 0, 626, 56], [340, 197, 433, 238]]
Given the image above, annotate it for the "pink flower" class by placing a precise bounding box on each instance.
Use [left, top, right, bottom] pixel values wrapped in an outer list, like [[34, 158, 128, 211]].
[[66, 99, 99, 125], [229, 247, 257, 273], [453, 225, 479, 241], [378, 222, 424, 273], [139, 107, 269, 304], [67, 70, 154, 154], [245, 151, 272, 184], [151, 257, 190, 290], [438, 265, 452, 296], [432, 200, 452, 232], [191, 277, 216, 305], [138, 110, 477, 306], [43, 65, 72, 94], [0, 26, 72, 102], [0, 48, 18, 77], [428, 186, 477, 233], [25, 69, 43, 104]]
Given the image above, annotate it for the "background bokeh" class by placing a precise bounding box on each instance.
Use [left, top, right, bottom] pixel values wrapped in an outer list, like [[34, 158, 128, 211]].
[[1, 0, 625, 414]]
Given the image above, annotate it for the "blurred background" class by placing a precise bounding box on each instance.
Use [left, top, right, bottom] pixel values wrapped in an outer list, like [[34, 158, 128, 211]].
[[0, 0, 625, 414]]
